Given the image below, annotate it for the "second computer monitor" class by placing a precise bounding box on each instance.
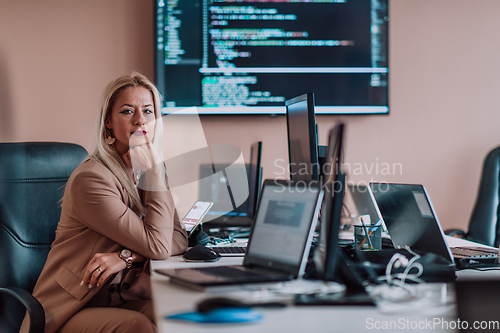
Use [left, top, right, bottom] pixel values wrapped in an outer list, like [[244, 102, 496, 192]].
[[286, 93, 319, 182], [314, 123, 345, 281]]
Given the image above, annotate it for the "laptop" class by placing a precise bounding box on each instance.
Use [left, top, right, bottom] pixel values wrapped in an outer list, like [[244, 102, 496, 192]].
[[198, 141, 263, 228], [156, 179, 324, 290], [370, 183, 499, 269], [347, 184, 388, 232]]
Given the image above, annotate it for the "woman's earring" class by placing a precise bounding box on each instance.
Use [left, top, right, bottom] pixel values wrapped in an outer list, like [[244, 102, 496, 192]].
[[105, 135, 115, 145]]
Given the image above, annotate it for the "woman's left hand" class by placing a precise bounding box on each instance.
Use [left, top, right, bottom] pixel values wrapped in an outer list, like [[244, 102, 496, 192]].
[[81, 252, 126, 289]]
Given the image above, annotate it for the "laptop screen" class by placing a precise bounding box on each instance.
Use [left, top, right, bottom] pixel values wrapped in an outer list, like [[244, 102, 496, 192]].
[[348, 184, 383, 227], [370, 183, 453, 263], [244, 180, 323, 273]]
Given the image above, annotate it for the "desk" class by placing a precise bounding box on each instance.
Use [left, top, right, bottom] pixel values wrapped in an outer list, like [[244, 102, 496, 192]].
[[151, 237, 499, 333]]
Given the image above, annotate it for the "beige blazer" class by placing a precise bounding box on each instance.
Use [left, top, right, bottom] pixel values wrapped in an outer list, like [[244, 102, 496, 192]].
[[20, 158, 188, 333]]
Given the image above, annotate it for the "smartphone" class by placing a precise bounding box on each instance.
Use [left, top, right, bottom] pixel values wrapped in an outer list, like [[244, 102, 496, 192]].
[[182, 201, 214, 237]]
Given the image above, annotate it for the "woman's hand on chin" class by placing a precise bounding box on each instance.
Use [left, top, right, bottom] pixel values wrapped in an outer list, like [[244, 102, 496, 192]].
[[123, 142, 165, 189], [128, 143, 161, 172], [123, 131, 160, 171]]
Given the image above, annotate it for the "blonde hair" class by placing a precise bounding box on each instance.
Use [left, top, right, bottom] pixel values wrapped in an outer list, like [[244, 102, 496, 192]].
[[89, 72, 164, 215]]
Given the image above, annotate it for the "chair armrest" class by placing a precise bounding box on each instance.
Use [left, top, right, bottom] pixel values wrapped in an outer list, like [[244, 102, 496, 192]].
[[444, 228, 467, 238], [0, 287, 45, 333]]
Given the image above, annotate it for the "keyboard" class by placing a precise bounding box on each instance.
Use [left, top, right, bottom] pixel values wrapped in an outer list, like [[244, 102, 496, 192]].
[[452, 246, 499, 269], [451, 246, 498, 259], [194, 266, 259, 278], [210, 246, 246, 256]]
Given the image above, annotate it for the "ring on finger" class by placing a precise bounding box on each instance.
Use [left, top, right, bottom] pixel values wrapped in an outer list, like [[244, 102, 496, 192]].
[[96, 267, 104, 274]]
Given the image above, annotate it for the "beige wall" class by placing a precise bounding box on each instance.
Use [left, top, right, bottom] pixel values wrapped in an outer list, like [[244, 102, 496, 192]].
[[1, 0, 500, 229], [0, 0, 156, 146]]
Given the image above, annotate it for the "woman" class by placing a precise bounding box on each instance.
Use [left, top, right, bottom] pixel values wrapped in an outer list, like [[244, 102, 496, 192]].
[[20, 73, 188, 333]]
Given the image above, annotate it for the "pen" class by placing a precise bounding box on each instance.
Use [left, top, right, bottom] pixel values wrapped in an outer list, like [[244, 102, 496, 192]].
[[357, 218, 382, 250], [358, 216, 373, 249]]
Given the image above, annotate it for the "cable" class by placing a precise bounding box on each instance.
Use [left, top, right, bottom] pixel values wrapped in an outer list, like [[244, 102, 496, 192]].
[[371, 249, 456, 316], [374, 250, 425, 302]]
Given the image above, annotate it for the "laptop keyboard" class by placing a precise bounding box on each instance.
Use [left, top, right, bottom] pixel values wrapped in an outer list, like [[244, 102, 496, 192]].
[[194, 266, 260, 278], [211, 246, 246, 254], [451, 247, 499, 259]]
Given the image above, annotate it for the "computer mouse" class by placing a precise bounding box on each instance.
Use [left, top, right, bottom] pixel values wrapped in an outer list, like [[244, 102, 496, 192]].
[[197, 297, 248, 313], [182, 244, 221, 262]]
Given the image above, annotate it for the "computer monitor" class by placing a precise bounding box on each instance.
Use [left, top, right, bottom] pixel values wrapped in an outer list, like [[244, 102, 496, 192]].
[[314, 123, 345, 281], [199, 142, 263, 227], [297, 123, 372, 304], [247, 141, 263, 221], [155, 1, 389, 115], [286, 93, 319, 182]]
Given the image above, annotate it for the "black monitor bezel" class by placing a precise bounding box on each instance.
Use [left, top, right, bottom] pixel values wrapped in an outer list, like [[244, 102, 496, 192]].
[[314, 122, 345, 281], [286, 93, 319, 182], [247, 141, 263, 220]]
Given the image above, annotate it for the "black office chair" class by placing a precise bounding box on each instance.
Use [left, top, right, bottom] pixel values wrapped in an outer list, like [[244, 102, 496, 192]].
[[446, 146, 500, 247], [0, 142, 87, 333]]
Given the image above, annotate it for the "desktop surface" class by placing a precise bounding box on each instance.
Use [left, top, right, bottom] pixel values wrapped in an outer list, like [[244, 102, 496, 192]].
[[151, 237, 499, 333], [152, 262, 456, 333]]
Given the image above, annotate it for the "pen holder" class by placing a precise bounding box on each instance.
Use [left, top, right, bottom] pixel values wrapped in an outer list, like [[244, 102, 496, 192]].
[[354, 225, 382, 251]]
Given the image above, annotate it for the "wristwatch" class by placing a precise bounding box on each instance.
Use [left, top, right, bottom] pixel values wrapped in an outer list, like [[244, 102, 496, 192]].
[[119, 249, 133, 269]]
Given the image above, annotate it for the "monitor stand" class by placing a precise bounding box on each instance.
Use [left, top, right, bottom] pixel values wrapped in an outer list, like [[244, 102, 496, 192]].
[[294, 249, 375, 306]]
